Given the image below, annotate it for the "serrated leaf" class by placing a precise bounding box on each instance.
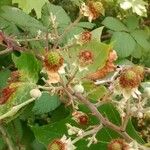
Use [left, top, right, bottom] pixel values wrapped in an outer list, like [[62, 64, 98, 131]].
[[32, 92, 61, 115], [61, 40, 111, 78], [0, 0, 11, 6], [12, 0, 48, 19], [77, 22, 95, 29], [91, 26, 104, 42], [0, 6, 46, 35], [12, 52, 41, 83], [31, 103, 144, 149], [131, 44, 142, 58], [0, 82, 36, 121], [124, 15, 139, 31], [83, 81, 107, 102], [102, 17, 128, 31], [111, 32, 136, 58], [131, 30, 150, 50], [41, 3, 71, 27]]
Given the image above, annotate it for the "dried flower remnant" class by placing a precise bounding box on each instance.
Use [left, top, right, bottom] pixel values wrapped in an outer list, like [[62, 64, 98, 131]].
[[88, 50, 118, 80], [119, 66, 144, 89], [43, 51, 64, 84], [81, 31, 92, 43], [108, 139, 129, 150], [44, 51, 64, 72], [80, 1, 104, 22], [72, 111, 89, 125], [48, 135, 76, 150], [48, 139, 65, 150], [78, 50, 94, 67]]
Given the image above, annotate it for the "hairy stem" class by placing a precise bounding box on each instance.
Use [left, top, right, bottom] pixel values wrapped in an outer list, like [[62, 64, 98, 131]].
[[72, 124, 103, 144], [0, 48, 13, 56], [121, 98, 131, 131], [65, 87, 133, 142], [54, 14, 82, 49]]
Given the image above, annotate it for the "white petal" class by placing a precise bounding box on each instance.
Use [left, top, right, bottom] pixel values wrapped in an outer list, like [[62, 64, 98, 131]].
[[120, 1, 132, 10]]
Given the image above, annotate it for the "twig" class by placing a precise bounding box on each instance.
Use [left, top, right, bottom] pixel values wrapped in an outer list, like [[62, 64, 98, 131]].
[[72, 124, 103, 144], [0, 124, 17, 150], [121, 99, 131, 131], [0, 48, 13, 56], [0, 98, 35, 121], [54, 14, 82, 49], [65, 87, 133, 142]]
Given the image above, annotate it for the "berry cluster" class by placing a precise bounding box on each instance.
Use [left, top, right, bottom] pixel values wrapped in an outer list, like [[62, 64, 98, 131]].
[[44, 51, 64, 72], [119, 66, 144, 89]]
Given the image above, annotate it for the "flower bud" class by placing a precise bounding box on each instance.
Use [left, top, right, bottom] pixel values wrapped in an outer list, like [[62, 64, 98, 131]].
[[73, 83, 84, 93], [30, 89, 42, 99], [144, 87, 150, 98]]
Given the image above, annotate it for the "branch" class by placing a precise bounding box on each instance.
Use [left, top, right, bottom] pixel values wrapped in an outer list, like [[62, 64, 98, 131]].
[[0, 98, 35, 121], [54, 14, 82, 49], [72, 124, 103, 144], [65, 87, 133, 142], [0, 48, 13, 56], [121, 99, 131, 131], [0, 124, 17, 150]]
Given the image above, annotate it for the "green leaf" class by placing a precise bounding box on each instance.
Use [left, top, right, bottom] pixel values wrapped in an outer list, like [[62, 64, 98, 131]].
[[83, 81, 107, 102], [102, 17, 128, 31], [7, 118, 23, 142], [61, 26, 84, 45], [12, 0, 48, 19], [91, 26, 104, 42], [77, 22, 95, 29], [0, 82, 36, 122], [32, 92, 61, 115], [127, 120, 145, 144], [131, 44, 142, 59], [41, 3, 71, 27], [131, 30, 150, 50], [0, 0, 12, 6], [124, 15, 139, 31], [31, 103, 144, 149], [12, 52, 41, 83], [0, 6, 46, 35], [111, 32, 136, 58], [61, 40, 111, 78], [0, 69, 11, 89]]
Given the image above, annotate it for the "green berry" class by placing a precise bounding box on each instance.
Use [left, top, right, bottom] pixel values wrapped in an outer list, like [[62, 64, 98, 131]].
[[48, 52, 61, 65], [119, 69, 140, 89]]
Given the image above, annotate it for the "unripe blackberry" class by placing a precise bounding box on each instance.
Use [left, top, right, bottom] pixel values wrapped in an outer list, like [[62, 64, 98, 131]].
[[78, 50, 94, 66], [88, 1, 104, 19], [132, 65, 144, 80], [44, 51, 63, 71], [81, 31, 92, 43], [48, 52, 61, 65], [108, 139, 128, 150], [48, 139, 65, 150], [72, 111, 89, 125], [119, 69, 140, 89]]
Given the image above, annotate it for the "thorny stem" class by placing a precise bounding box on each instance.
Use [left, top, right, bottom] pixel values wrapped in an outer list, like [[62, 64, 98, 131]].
[[121, 98, 131, 131], [0, 124, 17, 150], [54, 14, 82, 49], [0, 48, 13, 56], [64, 86, 133, 142], [72, 124, 103, 144]]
